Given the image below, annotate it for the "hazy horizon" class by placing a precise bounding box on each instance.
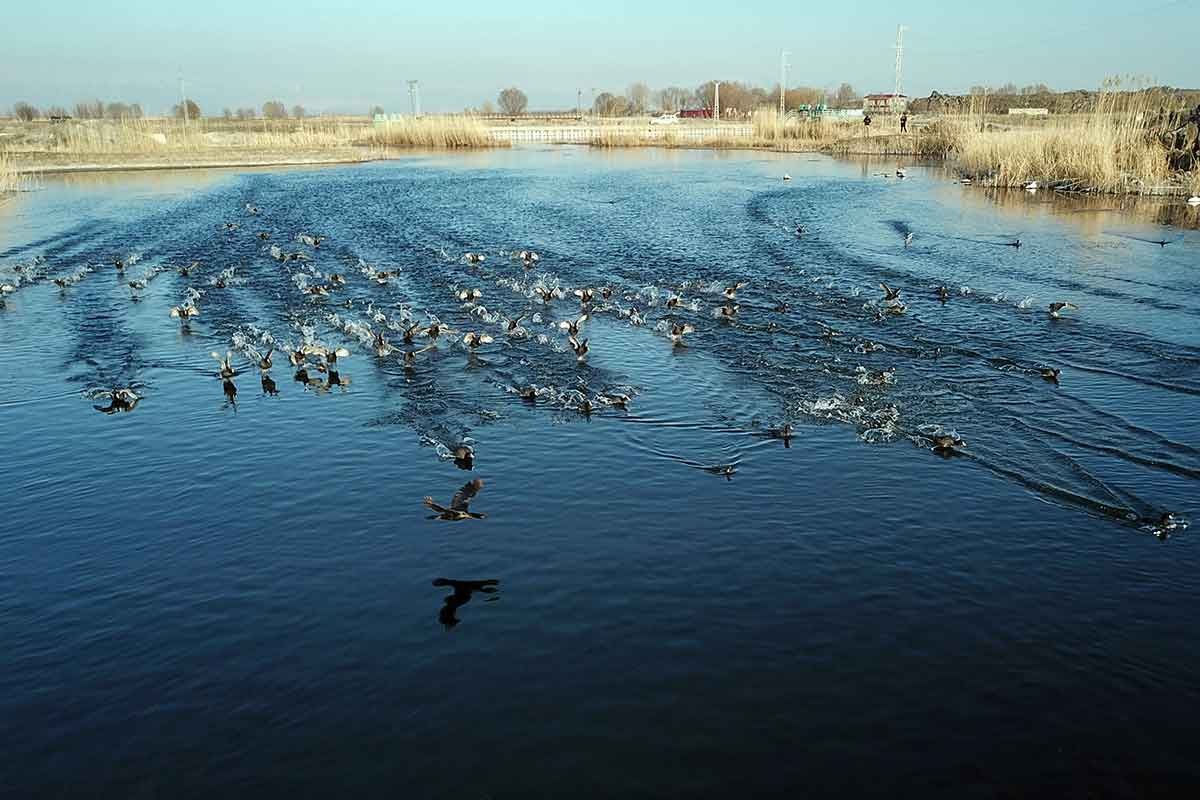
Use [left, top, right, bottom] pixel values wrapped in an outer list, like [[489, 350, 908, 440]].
[[3, 0, 1196, 115]]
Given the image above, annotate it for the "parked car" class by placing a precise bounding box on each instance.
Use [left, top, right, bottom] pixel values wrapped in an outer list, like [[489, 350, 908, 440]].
[[650, 113, 679, 126]]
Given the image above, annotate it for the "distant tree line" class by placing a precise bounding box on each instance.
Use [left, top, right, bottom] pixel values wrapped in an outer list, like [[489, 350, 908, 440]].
[[473, 80, 863, 118], [968, 83, 1054, 97], [10, 99, 144, 120]]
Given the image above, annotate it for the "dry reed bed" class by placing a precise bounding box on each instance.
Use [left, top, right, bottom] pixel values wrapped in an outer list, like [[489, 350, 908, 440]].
[[362, 116, 504, 149], [0, 150, 19, 194]]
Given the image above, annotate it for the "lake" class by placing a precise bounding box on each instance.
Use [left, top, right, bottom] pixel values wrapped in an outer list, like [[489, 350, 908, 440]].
[[1, 148, 1198, 798]]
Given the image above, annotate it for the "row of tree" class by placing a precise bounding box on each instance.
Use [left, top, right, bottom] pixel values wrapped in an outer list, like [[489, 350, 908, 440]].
[[12, 99, 145, 121], [9, 99, 336, 122], [484, 81, 862, 118], [968, 83, 1054, 97]]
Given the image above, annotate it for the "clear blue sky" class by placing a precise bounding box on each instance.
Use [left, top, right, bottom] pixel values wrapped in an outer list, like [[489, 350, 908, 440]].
[[2, 0, 1195, 114]]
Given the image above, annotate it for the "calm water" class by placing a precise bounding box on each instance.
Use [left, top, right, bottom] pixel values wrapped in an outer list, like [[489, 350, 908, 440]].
[[2, 149, 1199, 798]]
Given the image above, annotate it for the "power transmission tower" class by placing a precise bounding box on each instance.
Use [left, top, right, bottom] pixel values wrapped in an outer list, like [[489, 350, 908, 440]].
[[577, 89, 582, 117], [894, 25, 906, 102], [407, 81, 421, 116], [780, 51, 790, 115], [713, 81, 721, 123]]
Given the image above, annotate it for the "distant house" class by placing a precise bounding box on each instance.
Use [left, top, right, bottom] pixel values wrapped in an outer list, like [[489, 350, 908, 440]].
[[863, 94, 909, 115], [678, 108, 713, 119], [1008, 107, 1049, 116]]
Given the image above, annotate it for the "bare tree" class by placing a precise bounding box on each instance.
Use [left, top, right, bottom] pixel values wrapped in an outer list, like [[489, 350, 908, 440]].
[[45, 106, 68, 119], [262, 100, 288, 120], [223, 108, 234, 120], [1020, 83, 1052, 95], [105, 102, 134, 120], [997, 82, 1018, 95], [172, 99, 201, 120], [656, 86, 690, 112], [74, 99, 104, 119], [13, 102, 38, 122], [833, 83, 859, 108], [626, 82, 651, 114], [370, 105, 385, 117], [593, 92, 629, 117], [292, 105, 306, 120], [480, 100, 495, 114], [497, 87, 528, 116], [129, 103, 143, 119], [236, 107, 256, 121]]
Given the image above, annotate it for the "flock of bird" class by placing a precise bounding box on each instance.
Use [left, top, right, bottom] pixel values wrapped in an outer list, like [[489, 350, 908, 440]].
[[2, 175, 1192, 541]]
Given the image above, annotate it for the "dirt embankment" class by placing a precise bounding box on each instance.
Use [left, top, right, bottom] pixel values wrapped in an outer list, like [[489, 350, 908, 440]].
[[908, 88, 1200, 115]]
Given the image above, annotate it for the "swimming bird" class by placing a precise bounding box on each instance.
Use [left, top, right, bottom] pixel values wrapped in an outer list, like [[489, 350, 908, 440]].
[[627, 306, 645, 326], [178, 261, 200, 276], [1024, 181, 1039, 191], [453, 444, 475, 470], [1039, 367, 1061, 383], [223, 222, 240, 231], [896, 167, 907, 179], [559, 314, 588, 337], [600, 286, 613, 300], [518, 385, 538, 401], [328, 273, 346, 287], [1188, 196, 1200, 206], [669, 322, 695, 346], [1005, 238, 1022, 249], [773, 300, 791, 313], [462, 331, 494, 349], [298, 233, 325, 248], [261, 373, 279, 395], [112, 257, 125, 272], [211, 351, 237, 379], [568, 335, 589, 362], [520, 250, 540, 268], [931, 433, 966, 455], [424, 479, 487, 521], [717, 303, 739, 320], [664, 294, 682, 310], [256, 231, 271, 240], [904, 232, 914, 247], [880, 282, 902, 302], [255, 347, 274, 371], [458, 288, 482, 303], [1048, 302, 1078, 319], [722, 282, 748, 301], [269, 245, 286, 262], [783, 174, 792, 181], [574, 288, 595, 306], [245, 203, 260, 215], [767, 423, 795, 447], [935, 285, 950, 301], [432, 578, 499, 628], [463, 252, 486, 264], [577, 396, 594, 415], [795, 223, 805, 236]]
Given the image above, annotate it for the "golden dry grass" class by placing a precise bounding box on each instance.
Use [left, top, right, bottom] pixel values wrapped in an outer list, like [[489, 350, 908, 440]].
[[948, 87, 1184, 193], [363, 116, 503, 149], [0, 150, 18, 193]]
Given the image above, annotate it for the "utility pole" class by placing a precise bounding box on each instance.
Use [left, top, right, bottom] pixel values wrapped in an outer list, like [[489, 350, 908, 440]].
[[713, 81, 721, 124], [893, 25, 906, 111], [178, 67, 188, 128], [407, 81, 421, 116], [577, 88, 582, 118], [590, 87, 597, 118], [780, 51, 790, 115]]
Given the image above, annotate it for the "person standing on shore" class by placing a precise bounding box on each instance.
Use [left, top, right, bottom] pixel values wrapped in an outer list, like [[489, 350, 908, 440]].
[[900, 112, 908, 133], [863, 113, 872, 135]]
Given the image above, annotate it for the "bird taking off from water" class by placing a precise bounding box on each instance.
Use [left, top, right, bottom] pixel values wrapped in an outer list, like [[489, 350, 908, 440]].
[[1048, 302, 1078, 319]]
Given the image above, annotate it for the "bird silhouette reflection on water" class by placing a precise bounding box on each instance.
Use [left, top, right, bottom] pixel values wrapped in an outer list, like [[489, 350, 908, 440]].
[[432, 578, 499, 629]]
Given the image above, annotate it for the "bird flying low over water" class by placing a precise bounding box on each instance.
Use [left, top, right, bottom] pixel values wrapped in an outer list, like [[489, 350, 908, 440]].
[[463, 252, 486, 264], [170, 303, 200, 324], [424, 479, 487, 521], [458, 288, 482, 303], [559, 314, 588, 337], [722, 282, 748, 301], [93, 387, 141, 414], [904, 232, 914, 247], [880, 282, 902, 302], [1048, 302, 1078, 319], [574, 288, 595, 306]]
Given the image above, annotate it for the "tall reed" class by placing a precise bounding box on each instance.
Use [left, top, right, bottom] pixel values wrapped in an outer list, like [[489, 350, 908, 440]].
[[363, 116, 502, 149], [0, 149, 22, 193]]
